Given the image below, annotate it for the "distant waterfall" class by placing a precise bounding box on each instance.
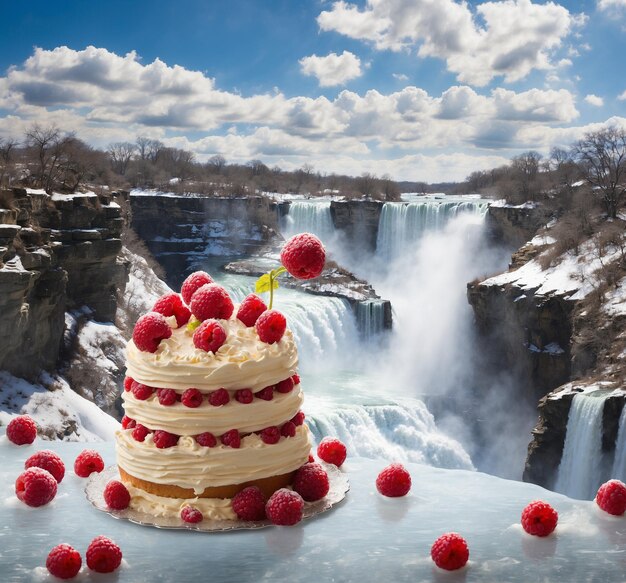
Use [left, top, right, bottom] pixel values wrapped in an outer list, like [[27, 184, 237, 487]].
[[355, 300, 387, 339], [306, 401, 474, 470], [283, 201, 334, 240], [376, 200, 489, 260], [555, 392, 611, 499], [612, 405, 626, 481]]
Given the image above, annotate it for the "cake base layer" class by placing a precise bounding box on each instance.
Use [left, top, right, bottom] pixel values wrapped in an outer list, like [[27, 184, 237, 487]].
[[119, 467, 296, 499]]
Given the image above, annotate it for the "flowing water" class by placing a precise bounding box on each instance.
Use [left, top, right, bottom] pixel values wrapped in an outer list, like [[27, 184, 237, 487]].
[[282, 200, 334, 241], [611, 404, 626, 482]]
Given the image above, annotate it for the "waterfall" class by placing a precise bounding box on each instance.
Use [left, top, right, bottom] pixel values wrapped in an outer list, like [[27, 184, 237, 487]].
[[612, 404, 626, 481], [282, 201, 334, 240], [555, 391, 611, 500], [376, 199, 489, 260], [355, 300, 386, 339]]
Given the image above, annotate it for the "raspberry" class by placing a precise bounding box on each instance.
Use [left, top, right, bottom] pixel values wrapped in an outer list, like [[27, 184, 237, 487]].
[[317, 437, 346, 467], [292, 373, 301, 385], [103, 480, 131, 510], [256, 386, 274, 401], [376, 463, 412, 497], [131, 381, 154, 400], [236, 294, 267, 327], [121, 415, 136, 429], [74, 450, 105, 478], [132, 424, 150, 442], [46, 543, 82, 579], [308, 453, 315, 463], [157, 388, 178, 406], [6, 415, 37, 445], [86, 536, 122, 573], [265, 488, 304, 526], [181, 271, 213, 305], [190, 283, 234, 321], [232, 486, 267, 521], [221, 429, 241, 448], [280, 233, 326, 280], [235, 389, 254, 404], [181, 506, 203, 523], [260, 426, 281, 445], [208, 388, 230, 406], [153, 430, 179, 449], [281, 421, 296, 438], [181, 388, 204, 408], [195, 432, 217, 447], [193, 319, 227, 353], [291, 411, 305, 426], [431, 533, 469, 571], [293, 462, 330, 502], [521, 500, 558, 536], [132, 312, 172, 353], [153, 293, 191, 327], [15, 467, 57, 507], [24, 450, 65, 483], [596, 480, 626, 516], [123, 376, 134, 392], [255, 309, 287, 344], [276, 377, 294, 393]]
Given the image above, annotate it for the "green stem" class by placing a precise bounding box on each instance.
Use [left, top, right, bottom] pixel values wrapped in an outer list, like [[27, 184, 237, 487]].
[[269, 271, 275, 309]]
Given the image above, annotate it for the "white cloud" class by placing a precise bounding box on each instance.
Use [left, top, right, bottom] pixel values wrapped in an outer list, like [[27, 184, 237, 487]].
[[317, 0, 586, 86], [584, 94, 604, 107], [393, 73, 408, 81], [619, 90, 626, 100], [299, 51, 362, 87], [598, 0, 626, 11]]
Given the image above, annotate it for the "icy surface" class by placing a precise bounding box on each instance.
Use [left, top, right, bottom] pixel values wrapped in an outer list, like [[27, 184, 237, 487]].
[[1, 440, 624, 582]]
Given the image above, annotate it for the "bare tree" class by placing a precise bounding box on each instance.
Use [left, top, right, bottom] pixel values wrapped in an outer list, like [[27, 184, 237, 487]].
[[0, 137, 17, 187], [511, 151, 543, 202], [24, 124, 66, 191], [108, 142, 136, 175], [206, 154, 226, 174], [135, 136, 164, 163]]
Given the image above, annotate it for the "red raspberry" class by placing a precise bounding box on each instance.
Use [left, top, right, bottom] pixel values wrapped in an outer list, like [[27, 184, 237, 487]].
[[281, 421, 296, 438], [235, 389, 254, 404], [24, 450, 65, 483], [293, 462, 330, 502], [208, 388, 230, 406], [6, 415, 37, 445], [181, 271, 213, 305], [190, 283, 234, 321], [376, 463, 412, 497], [255, 309, 287, 344], [260, 426, 281, 445], [308, 453, 315, 463], [181, 506, 203, 523], [291, 411, 305, 426], [46, 543, 82, 579], [86, 536, 122, 573], [131, 381, 154, 400], [74, 450, 105, 478], [317, 437, 346, 467], [292, 373, 301, 385], [256, 386, 274, 401], [103, 480, 131, 510], [195, 432, 217, 447], [15, 467, 57, 507], [132, 424, 150, 442], [153, 430, 179, 449], [232, 486, 267, 521], [431, 533, 469, 571], [280, 233, 326, 280], [153, 293, 191, 327], [132, 312, 172, 353], [265, 488, 304, 526], [157, 388, 178, 406], [521, 500, 558, 536], [123, 376, 134, 392], [236, 293, 267, 327], [121, 415, 136, 429], [193, 319, 227, 353], [276, 377, 294, 394], [596, 480, 626, 516], [182, 388, 204, 408], [221, 429, 241, 448]]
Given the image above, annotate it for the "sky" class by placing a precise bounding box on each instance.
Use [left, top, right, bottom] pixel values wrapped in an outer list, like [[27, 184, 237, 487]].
[[0, 0, 625, 182]]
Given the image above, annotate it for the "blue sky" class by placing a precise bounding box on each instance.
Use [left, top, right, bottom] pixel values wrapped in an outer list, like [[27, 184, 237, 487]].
[[0, 0, 625, 182]]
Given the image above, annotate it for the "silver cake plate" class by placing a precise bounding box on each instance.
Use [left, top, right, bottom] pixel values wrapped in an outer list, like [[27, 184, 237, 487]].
[[85, 464, 349, 532]]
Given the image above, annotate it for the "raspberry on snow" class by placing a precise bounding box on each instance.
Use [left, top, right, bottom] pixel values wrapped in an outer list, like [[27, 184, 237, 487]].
[[221, 429, 241, 448], [521, 500, 558, 537], [376, 463, 412, 498], [235, 389, 254, 404], [132, 312, 172, 353], [103, 480, 131, 510], [431, 533, 469, 571], [25, 450, 65, 483], [280, 233, 326, 280], [255, 309, 287, 344], [153, 293, 191, 327], [15, 467, 57, 507], [6, 414, 37, 445], [181, 388, 204, 408], [232, 486, 267, 521], [181, 271, 213, 305], [86, 536, 123, 574], [195, 432, 217, 447], [596, 479, 626, 516], [74, 449, 105, 478], [181, 505, 203, 523], [153, 430, 179, 449], [317, 437, 347, 467], [236, 293, 267, 327], [46, 543, 82, 579], [157, 388, 178, 406], [208, 388, 230, 406], [293, 462, 330, 502], [265, 488, 304, 526], [190, 283, 234, 321], [193, 319, 227, 353]]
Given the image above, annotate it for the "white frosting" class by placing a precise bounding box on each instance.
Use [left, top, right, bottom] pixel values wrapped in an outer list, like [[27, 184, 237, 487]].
[[122, 386, 303, 435], [116, 425, 311, 494]]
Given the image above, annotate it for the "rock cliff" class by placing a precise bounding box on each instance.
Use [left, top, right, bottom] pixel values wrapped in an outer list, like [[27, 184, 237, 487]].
[[330, 200, 383, 252]]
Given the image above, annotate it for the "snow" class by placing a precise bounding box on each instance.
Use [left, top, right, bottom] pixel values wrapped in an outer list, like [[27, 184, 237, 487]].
[[0, 255, 27, 272], [603, 277, 626, 317], [25, 188, 47, 195], [544, 342, 565, 355], [489, 199, 538, 209], [530, 233, 557, 246], [0, 371, 119, 441], [50, 191, 98, 202]]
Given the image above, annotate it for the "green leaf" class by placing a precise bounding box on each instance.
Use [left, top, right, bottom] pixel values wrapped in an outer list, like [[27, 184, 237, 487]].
[[186, 318, 201, 332], [255, 273, 279, 294], [271, 266, 287, 278]]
